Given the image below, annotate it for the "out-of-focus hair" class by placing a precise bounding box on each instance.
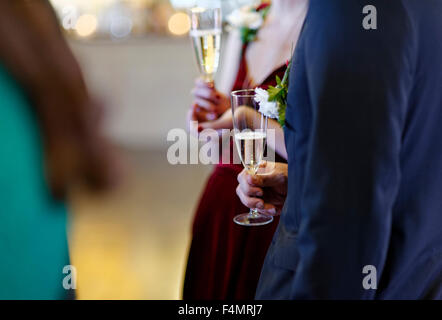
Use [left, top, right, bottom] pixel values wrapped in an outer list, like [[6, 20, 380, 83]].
[[0, 0, 115, 199]]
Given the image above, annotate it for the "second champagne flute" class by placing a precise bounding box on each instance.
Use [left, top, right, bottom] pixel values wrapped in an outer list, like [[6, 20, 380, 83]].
[[231, 89, 273, 226]]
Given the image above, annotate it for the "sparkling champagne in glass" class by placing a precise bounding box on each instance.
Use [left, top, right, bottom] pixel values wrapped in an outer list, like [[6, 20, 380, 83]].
[[189, 7, 222, 83], [231, 89, 273, 226], [235, 131, 267, 174]]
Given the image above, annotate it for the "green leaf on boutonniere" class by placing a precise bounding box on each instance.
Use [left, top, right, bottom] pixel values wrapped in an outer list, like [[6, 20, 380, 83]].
[[278, 103, 286, 127], [267, 85, 285, 103], [273, 53, 293, 127], [275, 75, 282, 87]]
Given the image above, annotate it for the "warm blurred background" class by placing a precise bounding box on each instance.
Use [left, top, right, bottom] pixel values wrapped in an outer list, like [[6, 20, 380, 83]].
[[46, 0, 256, 299]]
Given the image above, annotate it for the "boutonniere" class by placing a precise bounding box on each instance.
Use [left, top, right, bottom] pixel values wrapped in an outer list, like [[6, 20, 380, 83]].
[[254, 58, 292, 127], [226, 2, 270, 44]]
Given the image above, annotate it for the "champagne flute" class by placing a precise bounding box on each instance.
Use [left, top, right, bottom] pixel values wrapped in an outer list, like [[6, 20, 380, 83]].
[[231, 89, 273, 226], [189, 6, 222, 84]]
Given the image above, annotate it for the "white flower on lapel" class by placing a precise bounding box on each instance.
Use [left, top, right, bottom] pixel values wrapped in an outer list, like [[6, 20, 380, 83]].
[[254, 87, 279, 119], [226, 6, 263, 30]]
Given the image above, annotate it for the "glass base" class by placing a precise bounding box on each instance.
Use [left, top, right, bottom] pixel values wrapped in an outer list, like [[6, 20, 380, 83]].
[[233, 213, 273, 226]]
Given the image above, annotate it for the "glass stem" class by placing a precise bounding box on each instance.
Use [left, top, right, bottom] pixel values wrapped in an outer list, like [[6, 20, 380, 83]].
[[203, 75, 214, 84], [248, 169, 260, 218]]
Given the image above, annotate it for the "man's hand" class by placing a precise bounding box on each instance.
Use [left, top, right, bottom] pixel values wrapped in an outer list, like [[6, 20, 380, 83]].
[[236, 161, 288, 216]]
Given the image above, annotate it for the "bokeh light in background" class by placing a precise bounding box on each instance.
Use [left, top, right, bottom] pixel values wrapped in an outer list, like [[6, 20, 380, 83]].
[[51, 0, 175, 39], [75, 14, 98, 37], [168, 12, 190, 35], [49, 0, 259, 40]]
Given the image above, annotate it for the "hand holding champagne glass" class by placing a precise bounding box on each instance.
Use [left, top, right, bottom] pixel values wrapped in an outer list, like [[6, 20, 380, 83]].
[[231, 89, 273, 226]]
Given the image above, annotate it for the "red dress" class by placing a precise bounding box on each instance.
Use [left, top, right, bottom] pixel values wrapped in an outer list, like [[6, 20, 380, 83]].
[[183, 44, 287, 300]]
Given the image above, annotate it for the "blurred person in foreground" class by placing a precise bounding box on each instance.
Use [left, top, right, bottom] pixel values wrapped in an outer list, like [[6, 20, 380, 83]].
[[184, 0, 309, 299], [238, 0, 442, 299], [0, 0, 114, 299]]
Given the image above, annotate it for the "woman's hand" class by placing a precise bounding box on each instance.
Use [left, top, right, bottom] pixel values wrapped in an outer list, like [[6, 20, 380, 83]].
[[236, 161, 288, 216], [187, 79, 231, 132], [192, 78, 230, 117]]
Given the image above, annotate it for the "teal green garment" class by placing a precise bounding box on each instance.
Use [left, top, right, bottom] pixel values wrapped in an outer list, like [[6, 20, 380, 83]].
[[0, 65, 70, 299]]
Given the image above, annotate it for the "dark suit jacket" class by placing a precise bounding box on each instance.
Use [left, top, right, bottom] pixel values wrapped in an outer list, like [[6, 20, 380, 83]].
[[256, 0, 442, 299]]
